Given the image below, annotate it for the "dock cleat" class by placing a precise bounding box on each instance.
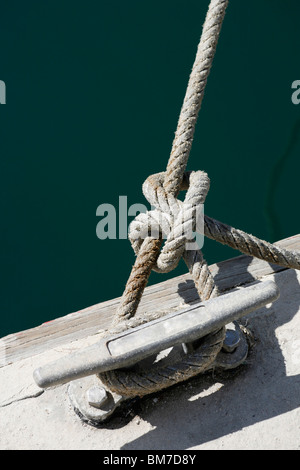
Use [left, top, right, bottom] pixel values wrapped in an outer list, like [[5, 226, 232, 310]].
[[33, 280, 279, 424]]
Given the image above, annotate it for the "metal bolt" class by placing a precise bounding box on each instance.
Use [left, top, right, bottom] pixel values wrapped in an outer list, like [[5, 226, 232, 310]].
[[222, 322, 241, 353], [86, 386, 108, 409]]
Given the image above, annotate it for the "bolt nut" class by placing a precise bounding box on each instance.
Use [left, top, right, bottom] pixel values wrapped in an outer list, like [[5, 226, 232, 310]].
[[222, 323, 241, 353], [86, 386, 108, 409]]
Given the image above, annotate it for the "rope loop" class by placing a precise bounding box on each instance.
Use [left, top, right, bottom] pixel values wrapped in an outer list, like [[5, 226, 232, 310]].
[[99, 168, 223, 397], [129, 171, 209, 273]]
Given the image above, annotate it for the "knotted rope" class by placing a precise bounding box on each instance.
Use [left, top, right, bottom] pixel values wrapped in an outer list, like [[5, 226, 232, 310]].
[[99, 0, 300, 397], [114, 0, 228, 325]]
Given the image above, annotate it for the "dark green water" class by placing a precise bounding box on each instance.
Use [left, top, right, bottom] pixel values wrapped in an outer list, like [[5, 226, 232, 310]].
[[1, 0, 300, 337]]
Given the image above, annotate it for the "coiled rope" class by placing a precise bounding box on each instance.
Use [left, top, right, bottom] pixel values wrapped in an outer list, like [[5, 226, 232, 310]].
[[99, 0, 300, 397]]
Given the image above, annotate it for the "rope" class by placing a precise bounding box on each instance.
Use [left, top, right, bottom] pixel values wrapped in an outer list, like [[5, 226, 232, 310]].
[[98, 0, 300, 397], [203, 216, 300, 269], [99, 0, 228, 396], [100, 328, 225, 397], [114, 0, 229, 324]]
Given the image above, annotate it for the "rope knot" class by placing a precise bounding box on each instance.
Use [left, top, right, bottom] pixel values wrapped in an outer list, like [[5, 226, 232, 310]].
[[129, 170, 210, 274]]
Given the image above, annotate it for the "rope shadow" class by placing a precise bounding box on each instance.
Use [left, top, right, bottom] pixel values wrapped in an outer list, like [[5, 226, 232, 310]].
[[120, 262, 300, 450]]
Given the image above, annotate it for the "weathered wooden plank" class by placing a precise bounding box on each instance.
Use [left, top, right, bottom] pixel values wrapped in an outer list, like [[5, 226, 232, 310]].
[[1, 234, 300, 365]]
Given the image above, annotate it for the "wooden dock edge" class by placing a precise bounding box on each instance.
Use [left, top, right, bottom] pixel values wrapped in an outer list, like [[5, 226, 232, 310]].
[[1, 234, 300, 365]]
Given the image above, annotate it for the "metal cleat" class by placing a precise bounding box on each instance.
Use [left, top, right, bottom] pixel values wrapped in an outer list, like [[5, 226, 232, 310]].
[[33, 280, 279, 423]]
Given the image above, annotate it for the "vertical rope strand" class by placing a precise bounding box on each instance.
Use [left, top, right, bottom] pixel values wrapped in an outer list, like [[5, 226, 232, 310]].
[[114, 0, 228, 324], [164, 0, 229, 196]]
